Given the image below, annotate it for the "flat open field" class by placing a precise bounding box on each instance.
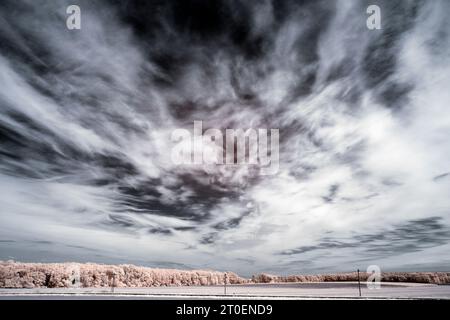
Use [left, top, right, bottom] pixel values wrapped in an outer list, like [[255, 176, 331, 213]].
[[1, 282, 450, 300]]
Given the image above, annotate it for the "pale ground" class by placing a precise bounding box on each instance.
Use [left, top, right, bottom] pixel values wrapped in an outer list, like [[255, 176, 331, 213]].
[[1, 282, 450, 299]]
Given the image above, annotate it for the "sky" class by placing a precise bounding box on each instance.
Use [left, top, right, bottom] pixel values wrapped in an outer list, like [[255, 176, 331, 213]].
[[0, 0, 449, 276]]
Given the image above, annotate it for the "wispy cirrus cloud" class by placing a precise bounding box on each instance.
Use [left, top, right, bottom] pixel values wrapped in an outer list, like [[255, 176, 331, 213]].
[[0, 0, 449, 276]]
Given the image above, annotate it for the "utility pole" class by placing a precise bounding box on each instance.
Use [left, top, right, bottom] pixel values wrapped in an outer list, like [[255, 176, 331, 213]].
[[107, 271, 116, 294], [357, 269, 361, 297], [224, 273, 227, 295]]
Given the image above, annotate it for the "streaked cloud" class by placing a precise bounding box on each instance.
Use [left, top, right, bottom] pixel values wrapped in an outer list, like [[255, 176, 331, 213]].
[[0, 0, 449, 276]]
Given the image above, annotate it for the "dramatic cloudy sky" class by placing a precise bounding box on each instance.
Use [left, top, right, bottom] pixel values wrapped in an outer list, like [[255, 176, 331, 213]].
[[0, 0, 449, 276]]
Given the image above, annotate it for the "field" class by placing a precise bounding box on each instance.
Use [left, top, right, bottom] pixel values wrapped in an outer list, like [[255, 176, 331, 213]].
[[1, 282, 450, 300]]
